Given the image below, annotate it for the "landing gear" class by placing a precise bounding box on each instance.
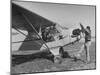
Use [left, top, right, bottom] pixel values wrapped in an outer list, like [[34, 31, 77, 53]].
[[53, 47, 64, 64], [54, 55, 62, 64], [59, 47, 64, 58]]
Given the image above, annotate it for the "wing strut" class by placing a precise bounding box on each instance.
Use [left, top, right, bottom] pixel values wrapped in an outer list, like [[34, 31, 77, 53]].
[[13, 25, 47, 49], [22, 13, 50, 51]]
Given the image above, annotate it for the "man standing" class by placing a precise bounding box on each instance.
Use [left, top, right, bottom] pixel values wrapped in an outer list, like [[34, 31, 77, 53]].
[[84, 26, 91, 62], [78, 26, 91, 62]]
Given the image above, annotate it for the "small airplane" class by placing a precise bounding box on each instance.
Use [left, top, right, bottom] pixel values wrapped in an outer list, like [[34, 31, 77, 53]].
[[12, 2, 85, 64]]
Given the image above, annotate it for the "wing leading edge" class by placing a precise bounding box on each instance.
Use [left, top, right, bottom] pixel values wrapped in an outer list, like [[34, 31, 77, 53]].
[[12, 2, 55, 51]]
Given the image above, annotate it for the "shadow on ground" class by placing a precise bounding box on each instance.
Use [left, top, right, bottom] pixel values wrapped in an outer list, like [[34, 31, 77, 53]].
[[12, 50, 73, 66]]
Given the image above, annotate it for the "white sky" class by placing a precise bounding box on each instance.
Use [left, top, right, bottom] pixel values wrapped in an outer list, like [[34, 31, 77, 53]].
[[13, 1, 96, 36]]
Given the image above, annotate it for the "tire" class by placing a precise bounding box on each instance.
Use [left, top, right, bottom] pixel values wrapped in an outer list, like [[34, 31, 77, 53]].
[[54, 56, 62, 64]]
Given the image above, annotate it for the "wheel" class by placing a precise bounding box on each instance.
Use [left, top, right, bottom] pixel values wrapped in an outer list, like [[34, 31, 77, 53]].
[[54, 55, 62, 64]]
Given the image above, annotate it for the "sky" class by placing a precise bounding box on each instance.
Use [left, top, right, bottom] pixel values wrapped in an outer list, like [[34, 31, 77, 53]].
[[13, 1, 96, 36]]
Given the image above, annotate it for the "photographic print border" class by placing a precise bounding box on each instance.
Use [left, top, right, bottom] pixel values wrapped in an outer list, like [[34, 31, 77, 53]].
[[10, 0, 96, 74]]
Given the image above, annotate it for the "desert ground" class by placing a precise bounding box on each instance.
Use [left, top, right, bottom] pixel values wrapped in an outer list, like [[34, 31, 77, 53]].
[[11, 40, 96, 74]]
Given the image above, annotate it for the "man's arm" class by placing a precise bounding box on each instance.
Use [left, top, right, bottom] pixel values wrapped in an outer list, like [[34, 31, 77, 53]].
[[80, 23, 85, 33]]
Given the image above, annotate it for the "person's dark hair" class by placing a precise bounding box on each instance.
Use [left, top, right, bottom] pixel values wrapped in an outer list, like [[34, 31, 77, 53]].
[[86, 26, 90, 30]]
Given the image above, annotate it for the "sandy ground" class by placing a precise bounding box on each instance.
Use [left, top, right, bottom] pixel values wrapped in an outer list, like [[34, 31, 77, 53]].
[[11, 41, 96, 74]]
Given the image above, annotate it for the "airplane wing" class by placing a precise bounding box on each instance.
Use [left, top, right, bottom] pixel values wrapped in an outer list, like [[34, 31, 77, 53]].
[[12, 2, 55, 32], [12, 2, 55, 52]]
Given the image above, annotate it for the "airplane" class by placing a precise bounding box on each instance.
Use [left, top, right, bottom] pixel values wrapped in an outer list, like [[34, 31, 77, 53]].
[[11, 2, 85, 64]]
